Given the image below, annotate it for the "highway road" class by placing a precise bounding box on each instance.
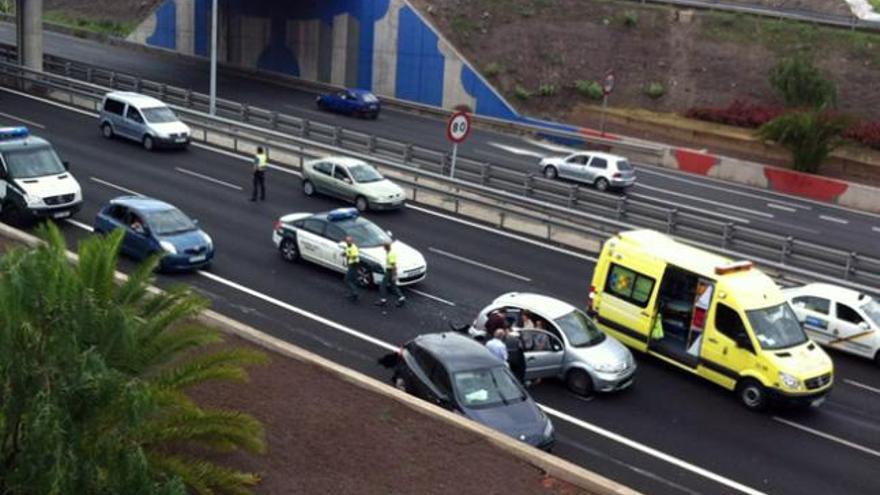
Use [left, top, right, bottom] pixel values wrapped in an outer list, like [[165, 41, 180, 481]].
[[1, 24, 880, 262], [3, 89, 879, 495]]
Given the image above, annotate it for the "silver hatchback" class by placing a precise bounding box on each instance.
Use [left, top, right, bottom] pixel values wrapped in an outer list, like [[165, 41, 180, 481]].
[[538, 151, 636, 191], [469, 292, 635, 395]]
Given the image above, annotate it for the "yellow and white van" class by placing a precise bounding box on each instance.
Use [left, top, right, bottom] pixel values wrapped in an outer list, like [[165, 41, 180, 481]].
[[589, 230, 833, 410]]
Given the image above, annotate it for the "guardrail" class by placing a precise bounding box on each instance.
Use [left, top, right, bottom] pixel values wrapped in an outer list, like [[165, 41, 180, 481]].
[[1, 60, 879, 296]]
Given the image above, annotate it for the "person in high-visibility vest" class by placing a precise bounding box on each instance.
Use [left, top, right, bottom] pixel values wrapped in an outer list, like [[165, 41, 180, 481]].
[[343, 236, 360, 301], [376, 241, 405, 307], [250, 146, 268, 201]]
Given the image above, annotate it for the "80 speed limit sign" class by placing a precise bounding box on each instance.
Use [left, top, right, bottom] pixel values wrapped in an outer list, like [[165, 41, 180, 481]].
[[446, 111, 472, 143]]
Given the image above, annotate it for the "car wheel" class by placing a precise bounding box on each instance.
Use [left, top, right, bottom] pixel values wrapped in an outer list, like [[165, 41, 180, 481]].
[[565, 369, 595, 396], [101, 123, 114, 139], [737, 378, 769, 411], [355, 195, 369, 212], [279, 238, 299, 262], [874, 350, 880, 367], [142, 135, 155, 151], [302, 180, 315, 197], [355, 264, 374, 287], [543, 166, 558, 179], [595, 177, 610, 192]]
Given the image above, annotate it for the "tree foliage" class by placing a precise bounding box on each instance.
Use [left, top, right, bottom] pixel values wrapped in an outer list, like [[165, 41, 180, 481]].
[[0, 224, 267, 495], [758, 110, 850, 173], [769, 56, 837, 109]]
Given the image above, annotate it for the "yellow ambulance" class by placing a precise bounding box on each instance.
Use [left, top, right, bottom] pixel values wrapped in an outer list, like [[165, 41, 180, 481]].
[[589, 230, 833, 410]]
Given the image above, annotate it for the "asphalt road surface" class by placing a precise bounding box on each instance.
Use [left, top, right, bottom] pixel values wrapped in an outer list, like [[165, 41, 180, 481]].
[[2, 90, 879, 495], [1, 24, 880, 261]]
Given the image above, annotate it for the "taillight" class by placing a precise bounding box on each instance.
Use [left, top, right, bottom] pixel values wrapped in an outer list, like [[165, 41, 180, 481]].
[[612, 173, 622, 179]]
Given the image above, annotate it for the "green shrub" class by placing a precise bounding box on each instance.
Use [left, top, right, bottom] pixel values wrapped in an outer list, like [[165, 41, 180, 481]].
[[537, 83, 558, 97], [0, 0, 14, 14], [513, 85, 532, 100], [645, 82, 666, 99], [757, 110, 850, 173], [769, 55, 837, 109], [575, 80, 604, 100], [484, 62, 503, 78], [621, 11, 639, 27]]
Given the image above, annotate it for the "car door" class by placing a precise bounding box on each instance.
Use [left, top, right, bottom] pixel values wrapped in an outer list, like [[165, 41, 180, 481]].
[[124, 105, 147, 140], [520, 329, 565, 380], [833, 303, 875, 357], [558, 154, 586, 180], [790, 295, 832, 344], [295, 218, 329, 265], [97, 203, 127, 236], [323, 223, 348, 271], [331, 164, 356, 201], [122, 209, 152, 260], [309, 161, 334, 194], [699, 302, 758, 389], [586, 156, 609, 184]]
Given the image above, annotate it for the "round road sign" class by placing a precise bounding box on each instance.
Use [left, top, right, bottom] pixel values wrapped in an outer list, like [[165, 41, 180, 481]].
[[603, 71, 615, 96], [447, 111, 472, 143]]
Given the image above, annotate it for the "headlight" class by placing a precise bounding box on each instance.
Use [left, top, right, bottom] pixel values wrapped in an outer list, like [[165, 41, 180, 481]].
[[201, 232, 213, 249], [593, 361, 626, 373], [23, 194, 42, 206], [779, 372, 800, 390], [159, 240, 178, 255], [543, 419, 554, 438]]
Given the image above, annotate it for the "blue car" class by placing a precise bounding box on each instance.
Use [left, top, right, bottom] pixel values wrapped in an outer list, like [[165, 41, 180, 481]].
[[316, 88, 381, 119], [93, 196, 214, 271]]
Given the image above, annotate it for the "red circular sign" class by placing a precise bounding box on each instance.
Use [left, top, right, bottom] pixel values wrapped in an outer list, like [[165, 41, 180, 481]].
[[603, 71, 616, 95], [447, 111, 472, 143]]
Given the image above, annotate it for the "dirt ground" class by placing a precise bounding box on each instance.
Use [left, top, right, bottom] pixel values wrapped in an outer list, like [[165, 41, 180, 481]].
[[43, 0, 161, 25], [188, 335, 592, 495]]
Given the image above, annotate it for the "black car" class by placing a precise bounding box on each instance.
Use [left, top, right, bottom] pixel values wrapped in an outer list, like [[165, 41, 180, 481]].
[[389, 332, 554, 450]]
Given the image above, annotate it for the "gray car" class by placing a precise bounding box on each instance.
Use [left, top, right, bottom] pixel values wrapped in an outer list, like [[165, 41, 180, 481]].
[[99, 91, 191, 150], [469, 292, 635, 395], [538, 151, 636, 191], [302, 156, 405, 211]]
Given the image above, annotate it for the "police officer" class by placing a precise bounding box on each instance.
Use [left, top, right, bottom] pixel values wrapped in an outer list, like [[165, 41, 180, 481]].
[[376, 241, 405, 307], [250, 146, 268, 201], [343, 235, 360, 301]]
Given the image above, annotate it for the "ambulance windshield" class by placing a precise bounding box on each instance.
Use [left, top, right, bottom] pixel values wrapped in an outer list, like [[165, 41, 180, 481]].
[[746, 303, 808, 350], [4, 146, 66, 179]]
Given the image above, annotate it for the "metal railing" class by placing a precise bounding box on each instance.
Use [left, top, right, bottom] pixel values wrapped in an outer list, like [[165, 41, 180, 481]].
[[1, 60, 879, 295]]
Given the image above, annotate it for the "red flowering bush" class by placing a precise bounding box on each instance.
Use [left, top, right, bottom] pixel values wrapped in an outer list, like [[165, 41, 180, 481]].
[[844, 121, 880, 150], [686, 100, 785, 129]]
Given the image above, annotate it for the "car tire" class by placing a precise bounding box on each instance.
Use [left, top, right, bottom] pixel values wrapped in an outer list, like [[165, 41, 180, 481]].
[[101, 123, 114, 139], [142, 135, 155, 151], [737, 378, 769, 411], [279, 238, 299, 262], [355, 195, 369, 212], [595, 177, 610, 192], [874, 350, 880, 367], [355, 264, 374, 287], [543, 166, 558, 180], [302, 180, 315, 197], [565, 369, 595, 396]]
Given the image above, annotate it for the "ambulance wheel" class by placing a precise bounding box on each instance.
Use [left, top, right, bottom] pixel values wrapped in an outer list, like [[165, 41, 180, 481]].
[[737, 378, 769, 411], [566, 369, 594, 397], [279, 238, 299, 262], [101, 123, 114, 139]]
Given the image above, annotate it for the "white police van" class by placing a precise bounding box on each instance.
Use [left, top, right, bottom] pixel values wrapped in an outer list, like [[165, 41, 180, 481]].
[[0, 127, 83, 221]]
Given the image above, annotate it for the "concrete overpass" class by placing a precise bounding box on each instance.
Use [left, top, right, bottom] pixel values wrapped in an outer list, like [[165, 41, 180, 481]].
[[14, 0, 42, 71]]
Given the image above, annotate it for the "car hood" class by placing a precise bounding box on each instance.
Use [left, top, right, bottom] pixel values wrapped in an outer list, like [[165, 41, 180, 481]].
[[569, 334, 633, 370], [362, 240, 425, 271], [14, 173, 81, 199], [157, 228, 210, 251], [766, 340, 833, 379], [359, 179, 404, 199], [149, 121, 190, 136], [463, 399, 548, 445]]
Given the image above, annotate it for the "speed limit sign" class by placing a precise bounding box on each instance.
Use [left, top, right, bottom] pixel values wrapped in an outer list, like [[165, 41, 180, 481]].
[[447, 111, 472, 143]]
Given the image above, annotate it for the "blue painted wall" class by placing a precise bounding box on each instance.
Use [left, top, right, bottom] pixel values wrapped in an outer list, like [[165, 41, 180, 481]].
[[145, 0, 176, 49]]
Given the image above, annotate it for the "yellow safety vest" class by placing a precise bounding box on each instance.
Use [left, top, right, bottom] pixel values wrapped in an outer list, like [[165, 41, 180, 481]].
[[386, 250, 397, 270], [256, 152, 268, 171], [345, 244, 359, 265], [651, 316, 664, 340]]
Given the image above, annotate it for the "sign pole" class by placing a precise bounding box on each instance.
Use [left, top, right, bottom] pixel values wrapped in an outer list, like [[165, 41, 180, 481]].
[[450, 142, 458, 178], [209, 0, 218, 116], [600, 70, 615, 138], [600, 94, 608, 137]]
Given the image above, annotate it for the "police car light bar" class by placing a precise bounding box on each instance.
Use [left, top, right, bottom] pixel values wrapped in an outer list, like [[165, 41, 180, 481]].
[[327, 207, 359, 221], [715, 260, 753, 275], [0, 126, 29, 141]]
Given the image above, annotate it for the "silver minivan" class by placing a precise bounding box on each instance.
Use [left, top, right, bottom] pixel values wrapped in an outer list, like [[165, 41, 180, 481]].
[[468, 292, 636, 395], [99, 91, 191, 150]]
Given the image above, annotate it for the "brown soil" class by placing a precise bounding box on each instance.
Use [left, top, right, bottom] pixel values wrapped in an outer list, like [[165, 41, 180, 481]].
[[188, 335, 592, 495]]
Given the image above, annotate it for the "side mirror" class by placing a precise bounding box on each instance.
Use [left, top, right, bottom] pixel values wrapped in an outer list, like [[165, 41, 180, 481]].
[[386, 230, 393, 238], [63, 161, 70, 171], [859, 321, 870, 331], [192, 218, 199, 226]]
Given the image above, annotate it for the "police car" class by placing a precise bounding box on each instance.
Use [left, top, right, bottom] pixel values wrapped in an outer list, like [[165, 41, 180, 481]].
[[272, 208, 427, 286], [0, 127, 82, 221]]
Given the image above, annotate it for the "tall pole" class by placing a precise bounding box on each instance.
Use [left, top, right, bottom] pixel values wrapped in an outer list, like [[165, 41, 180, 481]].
[[450, 143, 458, 178], [209, 0, 218, 115]]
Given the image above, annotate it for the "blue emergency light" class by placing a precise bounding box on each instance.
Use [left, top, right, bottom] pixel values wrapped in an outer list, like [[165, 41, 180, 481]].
[[327, 207, 359, 221], [0, 126, 29, 141]]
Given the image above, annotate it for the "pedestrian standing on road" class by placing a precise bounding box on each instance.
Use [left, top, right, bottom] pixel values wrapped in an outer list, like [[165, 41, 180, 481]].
[[505, 327, 527, 384], [343, 235, 361, 302], [486, 329, 509, 364], [376, 241, 406, 307], [250, 146, 268, 201]]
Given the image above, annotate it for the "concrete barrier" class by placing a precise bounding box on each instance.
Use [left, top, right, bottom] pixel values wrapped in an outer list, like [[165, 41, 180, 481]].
[[0, 221, 639, 495]]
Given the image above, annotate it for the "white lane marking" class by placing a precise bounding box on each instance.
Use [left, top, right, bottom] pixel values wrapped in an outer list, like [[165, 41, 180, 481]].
[[635, 183, 772, 220], [428, 247, 532, 282], [0, 86, 99, 117], [65, 218, 94, 231], [60, 217, 764, 495], [487, 141, 547, 159], [844, 379, 880, 396], [767, 203, 797, 213], [545, 406, 767, 495], [819, 215, 849, 225], [175, 167, 243, 190], [873, 227, 880, 234], [0, 110, 46, 129], [524, 137, 578, 154], [190, 142, 302, 176], [408, 288, 456, 307], [90, 177, 143, 196], [773, 417, 880, 460]]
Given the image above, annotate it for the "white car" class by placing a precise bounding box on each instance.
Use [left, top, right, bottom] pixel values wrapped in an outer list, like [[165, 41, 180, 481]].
[[784, 283, 880, 365], [271, 207, 426, 286], [302, 156, 405, 211], [538, 151, 636, 191]]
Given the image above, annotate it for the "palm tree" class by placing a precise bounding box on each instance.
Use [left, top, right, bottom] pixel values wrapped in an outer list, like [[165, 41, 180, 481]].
[[0, 223, 267, 495]]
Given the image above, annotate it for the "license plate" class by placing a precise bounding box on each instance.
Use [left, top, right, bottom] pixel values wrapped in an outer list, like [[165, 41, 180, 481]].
[[52, 211, 71, 219], [189, 254, 206, 263], [175, 138, 187, 143]]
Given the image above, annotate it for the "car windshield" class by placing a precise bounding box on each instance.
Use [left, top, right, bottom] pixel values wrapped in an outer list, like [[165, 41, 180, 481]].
[[141, 106, 179, 124], [360, 93, 379, 103], [349, 163, 384, 183], [861, 298, 880, 326], [553, 310, 606, 347], [3, 146, 66, 179], [617, 160, 633, 171], [337, 218, 390, 247], [453, 367, 526, 409], [746, 303, 808, 350], [144, 207, 196, 236]]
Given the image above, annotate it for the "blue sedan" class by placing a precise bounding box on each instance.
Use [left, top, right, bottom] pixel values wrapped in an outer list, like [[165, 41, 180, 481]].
[[316, 88, 381, 119], [93, 196, 214, 271]]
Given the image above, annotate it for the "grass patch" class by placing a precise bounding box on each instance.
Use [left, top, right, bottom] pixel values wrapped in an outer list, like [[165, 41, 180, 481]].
[[0, 0, 13, 15], [44, 11, 136, 37], [450, 14, 477, 37], [483, 62, 503, 78], [537, 83, 558, 97], [871, 0, 880, 11], [575, 80, 604, 100], [513, 85, 531, 100], [645, 82, 666, 99]]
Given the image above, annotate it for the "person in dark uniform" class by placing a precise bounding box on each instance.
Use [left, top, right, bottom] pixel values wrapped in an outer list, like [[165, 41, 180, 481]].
[[343, 236, 360, 301], [250, 146, 268, 201], [505, 327, 527, 384]]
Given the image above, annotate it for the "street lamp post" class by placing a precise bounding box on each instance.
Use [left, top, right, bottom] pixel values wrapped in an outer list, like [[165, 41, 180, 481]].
[[209, 0, 218, 115]]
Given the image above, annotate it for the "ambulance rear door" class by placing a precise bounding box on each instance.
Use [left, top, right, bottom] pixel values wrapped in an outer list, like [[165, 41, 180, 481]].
[[595, 261, 662, 350]]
